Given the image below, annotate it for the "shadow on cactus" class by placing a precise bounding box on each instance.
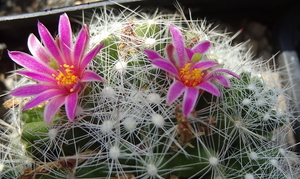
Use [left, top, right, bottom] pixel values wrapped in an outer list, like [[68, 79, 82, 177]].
[[1, 6, 300, 179]]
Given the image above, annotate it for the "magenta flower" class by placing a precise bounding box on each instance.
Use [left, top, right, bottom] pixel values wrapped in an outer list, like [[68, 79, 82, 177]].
[[145, 25, 240, 117], [9, 13, 104, 123]]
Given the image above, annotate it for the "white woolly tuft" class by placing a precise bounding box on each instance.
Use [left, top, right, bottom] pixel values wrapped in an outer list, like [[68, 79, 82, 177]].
[[100, 120, 114, 134], [242, 98, 251, 105], [48, 128, 58, 141], [209, 157, 219, 166], [109, 145, 120, 160], [146, 93, 161, 104], [147, 164, 158, 176], [270, 159, 278, 167], [248, 151, 258, 160], [123, 117, 137, 132], [245, 173, 254, 179], [151, 113, 165, 128], [144, 38, 157, 47], [101, 86, 116, 98], [114, 61, 128, 73]]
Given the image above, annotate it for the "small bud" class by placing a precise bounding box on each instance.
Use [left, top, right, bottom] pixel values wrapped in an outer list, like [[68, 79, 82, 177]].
[[191, 53, 202, 62]]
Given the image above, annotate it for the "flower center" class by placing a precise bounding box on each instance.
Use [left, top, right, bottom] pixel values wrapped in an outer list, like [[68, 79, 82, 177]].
[[179, 63, 204, 87], [52, 64, 79, 92]]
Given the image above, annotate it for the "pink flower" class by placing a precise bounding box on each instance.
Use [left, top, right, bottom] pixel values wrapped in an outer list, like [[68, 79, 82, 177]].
[[9, 13, 104, 123], [145, 25, 240, 117]]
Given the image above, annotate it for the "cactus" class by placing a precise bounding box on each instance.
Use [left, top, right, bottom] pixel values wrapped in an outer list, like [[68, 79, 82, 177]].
[[1, 6, 300, 179]]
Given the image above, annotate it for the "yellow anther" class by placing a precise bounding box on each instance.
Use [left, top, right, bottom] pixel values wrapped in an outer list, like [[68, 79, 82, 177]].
[[179, 63, 204, 87], [52, 64, 79, 90]]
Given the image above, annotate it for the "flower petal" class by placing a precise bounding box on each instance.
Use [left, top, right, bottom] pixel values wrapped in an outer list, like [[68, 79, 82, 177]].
[[183, 87, 199, 117], [81, 70, 104, 82], [152, 59, 179, 76], [197, 81, 220, 97], [44, 96, 65, 123], [210, 75, 231, 88], [170, 25, 187, 66], [205, 69, 240, 80], [65, 92, 78, 122], [59, 13, 72, 63], [73, 25, 89, 68], [194, 60, 219, 69], [166, 44, 180, 68], [192, 41, 211, 54], [144, 49, 164, 61], [167, 81, 185, 104], [11, 84, 56, 97], [38, 21, 64, 64], [28, 34, 51, 64], [80, 43, 104, 71], [185, 48, 194, 60], [18, 71, 56, 83], [8, 51, 57, 75], [23, 89, 64, 110]]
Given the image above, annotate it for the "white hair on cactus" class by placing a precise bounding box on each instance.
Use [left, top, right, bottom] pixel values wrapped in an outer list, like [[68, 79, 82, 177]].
[[123, 117, 137, 132], [0, 163, 4, 173], [215, 176, 222, 179], [101, 86, 116, 98], [151, 113, 164, 128], [256, 98, 265, 106], [146, 163, 158, 176], [279, 148, 286, 156], [242, 98, 252, 105], [100, 120, 114, 134], [247, 83, 256, 91], [146, 93, 161, 104], [47, 128, 58, 141], [144, 38, 157, 47], [245, 173, 254, 179], [114, 61, 128, 73], [270, 159, 278, 167], [109, 145, 121, 160], [248, 151, 258, 160], [263, 112, 270, 121], [209, 156, 219, 166]]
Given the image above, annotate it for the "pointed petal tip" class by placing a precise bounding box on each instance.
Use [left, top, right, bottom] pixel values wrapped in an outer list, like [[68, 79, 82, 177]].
[[144, 49, 164, 61], [37, 20, 45, 29], [81, 70, 104, 82], [169, 24, 176, 32], [60, 13, 68, 19], [192, 41, 211, 54]]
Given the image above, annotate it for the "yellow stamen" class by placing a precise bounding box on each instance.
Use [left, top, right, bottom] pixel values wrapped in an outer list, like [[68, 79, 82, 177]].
[[52, 64, 79, 92], [179, 63, 204, 87]]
